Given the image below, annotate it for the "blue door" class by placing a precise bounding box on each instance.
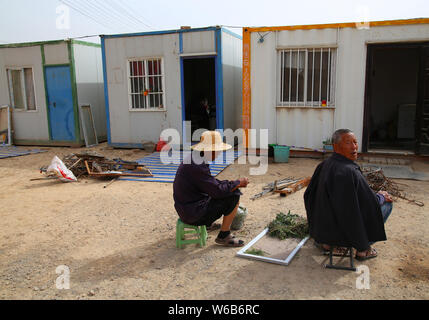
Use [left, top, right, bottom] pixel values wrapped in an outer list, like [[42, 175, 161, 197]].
[[45, 66, 75, 141]]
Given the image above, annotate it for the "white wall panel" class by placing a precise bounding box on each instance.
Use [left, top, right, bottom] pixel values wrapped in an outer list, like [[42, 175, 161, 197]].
[[104, 34, 182, 144], [277, 28, 338, 48], [250, 23, 429, 151], [0, 45, 49, 141], [44, 43, 69, 65], [250, 31, 277, 146], [276, 108, 334, 149], [221, 31, 242, 131], [182, 31, 215, 54]]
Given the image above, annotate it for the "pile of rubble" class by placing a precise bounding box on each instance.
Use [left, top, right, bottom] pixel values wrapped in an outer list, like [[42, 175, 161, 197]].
[[39, 151, 152, 181]]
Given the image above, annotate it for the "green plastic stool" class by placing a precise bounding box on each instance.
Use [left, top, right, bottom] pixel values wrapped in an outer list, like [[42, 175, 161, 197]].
[[176, 218, 208, 248]]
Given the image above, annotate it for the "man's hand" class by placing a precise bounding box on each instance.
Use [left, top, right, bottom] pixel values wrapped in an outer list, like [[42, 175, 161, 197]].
[[238, 177, 249, 188], [232, 177, 249, 191], [378, 190, 393, 202]]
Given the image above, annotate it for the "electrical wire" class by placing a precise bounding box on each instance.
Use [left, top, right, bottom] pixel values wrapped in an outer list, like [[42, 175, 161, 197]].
[[59, 0, 116, 32], [73, 0, 138, 32], [87, 0, 143, 31], [117, 0, 154, 29], [70, 0, 121, 28], [106, 0, 153, 30]]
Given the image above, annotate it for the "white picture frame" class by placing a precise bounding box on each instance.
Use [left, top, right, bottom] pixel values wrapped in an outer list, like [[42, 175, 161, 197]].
[[236, 228, 309, 266]]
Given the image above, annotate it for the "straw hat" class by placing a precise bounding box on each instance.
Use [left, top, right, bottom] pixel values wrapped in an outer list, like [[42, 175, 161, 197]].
[[191, 130, 232, 152]]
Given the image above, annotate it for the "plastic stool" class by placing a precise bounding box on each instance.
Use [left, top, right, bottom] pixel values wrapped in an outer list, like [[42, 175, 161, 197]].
[[176, 218, 208, 248]]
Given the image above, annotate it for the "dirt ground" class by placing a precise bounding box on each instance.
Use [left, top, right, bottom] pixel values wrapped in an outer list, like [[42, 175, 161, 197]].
[[0, 143, 428, 300]]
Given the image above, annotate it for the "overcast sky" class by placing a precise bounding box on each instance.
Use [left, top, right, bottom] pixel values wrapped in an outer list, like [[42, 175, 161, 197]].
[[0, 0, 428, 44]]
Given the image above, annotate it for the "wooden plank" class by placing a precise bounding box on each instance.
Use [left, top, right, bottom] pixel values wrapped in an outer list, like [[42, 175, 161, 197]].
[[274, 177, 311, 196]]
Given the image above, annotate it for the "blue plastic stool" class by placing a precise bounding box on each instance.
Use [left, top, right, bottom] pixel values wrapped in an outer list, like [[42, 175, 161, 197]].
[[176, 218, 208, 248]]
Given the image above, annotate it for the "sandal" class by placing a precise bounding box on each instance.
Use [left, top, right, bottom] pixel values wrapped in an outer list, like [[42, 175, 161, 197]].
[[206, 223, 221, 232], [215, 233, 245, 247], [355, 247, 378, 261], [320, 244, 351, 257]]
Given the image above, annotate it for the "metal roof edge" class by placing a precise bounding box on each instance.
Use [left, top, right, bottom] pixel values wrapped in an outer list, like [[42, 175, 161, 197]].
[[100, 26, 221, 39], [71, 39, 101, 48], [0, 39, 69, 49], [244, 17, 429, 33], [221, 27, 243, 40]]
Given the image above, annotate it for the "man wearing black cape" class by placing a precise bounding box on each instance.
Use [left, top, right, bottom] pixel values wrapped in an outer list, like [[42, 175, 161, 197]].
[[304, 129, 393, 260]]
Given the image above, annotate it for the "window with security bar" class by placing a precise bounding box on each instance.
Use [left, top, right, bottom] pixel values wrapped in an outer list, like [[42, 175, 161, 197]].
[[278, 48, 336, 107], [128, 58, 165, 110], [6, 67, 36, 111]]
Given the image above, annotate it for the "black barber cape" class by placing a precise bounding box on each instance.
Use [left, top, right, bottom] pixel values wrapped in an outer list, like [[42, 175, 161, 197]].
[[304, 153, 386, 252]]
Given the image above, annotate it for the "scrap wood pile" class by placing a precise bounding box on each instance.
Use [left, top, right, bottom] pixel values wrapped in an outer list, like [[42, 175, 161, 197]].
[[38, 152, 152, 181], [362, 167, 424, 207], [251, 176, 311, 200]]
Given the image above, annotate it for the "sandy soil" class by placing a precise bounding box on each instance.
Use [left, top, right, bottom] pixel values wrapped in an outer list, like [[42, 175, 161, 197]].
[[0, 143, 428, 300]]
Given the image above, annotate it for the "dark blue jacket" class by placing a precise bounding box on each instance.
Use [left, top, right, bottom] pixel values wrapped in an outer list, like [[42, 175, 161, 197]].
[[173, 154, 241, 224]]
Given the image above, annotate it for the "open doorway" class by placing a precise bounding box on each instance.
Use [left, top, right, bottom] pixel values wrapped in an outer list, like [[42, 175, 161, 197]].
[[363, 42, 429, 155], [182, 57, 217, 141], [365, 44, 419, 152]]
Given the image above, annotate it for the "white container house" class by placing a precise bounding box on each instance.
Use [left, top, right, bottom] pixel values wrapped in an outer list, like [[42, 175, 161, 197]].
[[0, 39, 106, 147], [101, 26, 242, 148], [243, 18, 429, 155]]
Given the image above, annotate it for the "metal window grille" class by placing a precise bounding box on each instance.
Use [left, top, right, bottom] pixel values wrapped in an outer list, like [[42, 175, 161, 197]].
[[278, 48, 336, 107], [6, 67, 36, 111], [128, 58, 165, 110]]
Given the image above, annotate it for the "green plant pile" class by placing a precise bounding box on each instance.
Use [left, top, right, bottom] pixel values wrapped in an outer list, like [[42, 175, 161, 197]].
[[267, 211, 309, 240], [245, 248, 266, 256]]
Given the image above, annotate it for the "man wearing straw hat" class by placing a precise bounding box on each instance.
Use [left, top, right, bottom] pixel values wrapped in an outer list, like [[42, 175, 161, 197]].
[[173, 130, 249, 247]]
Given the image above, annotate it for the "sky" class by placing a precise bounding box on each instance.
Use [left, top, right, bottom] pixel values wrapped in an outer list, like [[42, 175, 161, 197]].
[[0, 0, 428, 44]]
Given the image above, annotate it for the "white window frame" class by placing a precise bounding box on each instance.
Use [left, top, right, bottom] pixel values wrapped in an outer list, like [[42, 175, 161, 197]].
[[276, 47, 337, 108], [6, 66, 37, 112], [126, 57, 166, 112]]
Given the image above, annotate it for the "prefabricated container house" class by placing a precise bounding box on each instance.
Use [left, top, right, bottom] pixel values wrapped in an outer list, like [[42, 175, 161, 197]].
[[0, 39, 106, 147], [101, 26, 242, 148], [243, 18, 429, 155]]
